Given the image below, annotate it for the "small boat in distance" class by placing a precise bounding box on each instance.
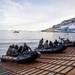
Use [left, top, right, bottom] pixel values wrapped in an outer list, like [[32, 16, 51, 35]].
[[13, 31, 19, 33]]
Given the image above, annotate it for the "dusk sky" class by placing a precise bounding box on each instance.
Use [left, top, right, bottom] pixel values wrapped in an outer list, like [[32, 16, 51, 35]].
[[0, 0, 75, 31]]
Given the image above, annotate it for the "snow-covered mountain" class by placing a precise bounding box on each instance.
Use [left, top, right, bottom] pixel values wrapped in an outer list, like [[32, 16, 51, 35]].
[[53, 18, 75, 32], [41, 17, 75, 32]]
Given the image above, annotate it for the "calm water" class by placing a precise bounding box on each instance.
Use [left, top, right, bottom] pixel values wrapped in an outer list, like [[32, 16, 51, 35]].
[[0, 30, 75, 56]]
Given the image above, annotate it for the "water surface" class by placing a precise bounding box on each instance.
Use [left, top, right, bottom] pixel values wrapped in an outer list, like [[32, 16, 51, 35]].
[[0, 30, 75, 56]]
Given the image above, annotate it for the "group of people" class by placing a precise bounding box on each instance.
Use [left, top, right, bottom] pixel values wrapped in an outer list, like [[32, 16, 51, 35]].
[[59, 37, 71, 44], [6, 37, 71, 56], [38, 37, 71, 49], [38, 38, 60, 49], [6, 43, 32, 57]]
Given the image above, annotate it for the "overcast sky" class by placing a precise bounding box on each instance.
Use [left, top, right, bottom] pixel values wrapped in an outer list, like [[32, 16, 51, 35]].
[[0, 0, 75, 31]]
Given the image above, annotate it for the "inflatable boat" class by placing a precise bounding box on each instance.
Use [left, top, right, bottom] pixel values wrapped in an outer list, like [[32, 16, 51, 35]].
[[34, 44, 67, 53], [65, 42, 75, 47], [0, 51, 41, 63]]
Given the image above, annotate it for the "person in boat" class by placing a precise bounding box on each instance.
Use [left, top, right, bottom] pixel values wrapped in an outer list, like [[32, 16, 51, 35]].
[[21, 43, 32, 53], [59, 37, 62, 44], [49, 41, 53, 48], [59, 37, 64, 44], [12, 45, 19, 56], [38, 38, 44, 49], [54, 39, 59, 47], [6, 45, 12, 56], [44, 40, 49, 49], [65, 38, 70, 44], [17, 45, 23, 54], [6, 44, 15, 56]]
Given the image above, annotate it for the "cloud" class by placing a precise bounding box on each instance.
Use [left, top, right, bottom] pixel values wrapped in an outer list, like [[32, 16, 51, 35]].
[[0, 0, 75, 30]]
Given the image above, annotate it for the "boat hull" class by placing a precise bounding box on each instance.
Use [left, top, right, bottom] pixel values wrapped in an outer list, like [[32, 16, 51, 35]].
[[65, 42, 75, 47], [1, 51, 41, 63], [35, 45, 67, 53]]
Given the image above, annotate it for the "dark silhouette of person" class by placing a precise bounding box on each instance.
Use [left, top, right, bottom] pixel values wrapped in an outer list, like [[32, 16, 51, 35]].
[[12, 45, 18, 56], [18, 46, 23, 54], [49, 41, 53, 48], [21, 43, 32, 53], [6, 46, 12, 56], [54, 39, 59, 47], [38, 38, 44, 49], [44, 40, 49, 49]]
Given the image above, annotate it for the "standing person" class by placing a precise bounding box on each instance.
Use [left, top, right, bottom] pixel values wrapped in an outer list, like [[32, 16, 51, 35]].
[[59, 37, 62, 43], [59, 37, 64, 44], [38, 38, 44, 49], [44, 40, 49, 49], [21, 43, 32, 53]]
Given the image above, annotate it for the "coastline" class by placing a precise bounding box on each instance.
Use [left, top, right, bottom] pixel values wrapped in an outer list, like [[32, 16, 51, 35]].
[[41, 31, 75, 33]]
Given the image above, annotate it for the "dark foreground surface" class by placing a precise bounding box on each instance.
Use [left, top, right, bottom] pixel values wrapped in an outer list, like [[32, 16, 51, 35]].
[[0, 68, 14, 75], [0, 47, 75, 75]]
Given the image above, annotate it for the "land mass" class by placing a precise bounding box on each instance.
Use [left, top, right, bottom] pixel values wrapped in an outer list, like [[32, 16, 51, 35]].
[[41, 17, 75, 32]]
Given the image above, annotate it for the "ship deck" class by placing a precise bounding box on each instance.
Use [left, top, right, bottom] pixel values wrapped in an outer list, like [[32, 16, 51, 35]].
[[0, 47, 75, 75]]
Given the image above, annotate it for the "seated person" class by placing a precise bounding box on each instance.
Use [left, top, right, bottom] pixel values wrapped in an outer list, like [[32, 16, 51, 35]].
[[54, 39, 59, 47], [6, 45, 12, 56], [49, 41, 53, 48], [18, 46, 23, 54], [44, 40, 49, 49], [65, 38, 70, 44], [6, 44, 15, 56], [21, 43, 32, 53], [12, 45, 18, 57], [38, 38, 44, 49]]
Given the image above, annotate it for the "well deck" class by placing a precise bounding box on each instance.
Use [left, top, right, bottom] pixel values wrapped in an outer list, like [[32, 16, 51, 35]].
[[0, 47, 75, 75]]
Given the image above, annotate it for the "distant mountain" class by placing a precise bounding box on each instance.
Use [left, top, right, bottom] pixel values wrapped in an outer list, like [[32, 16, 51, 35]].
[[42, 18, 75, 32], [41, 28, 54, 32]]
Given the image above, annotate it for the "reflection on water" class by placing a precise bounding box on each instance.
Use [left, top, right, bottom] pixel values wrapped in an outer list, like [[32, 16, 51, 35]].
[[0, 31, 75, 56]]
